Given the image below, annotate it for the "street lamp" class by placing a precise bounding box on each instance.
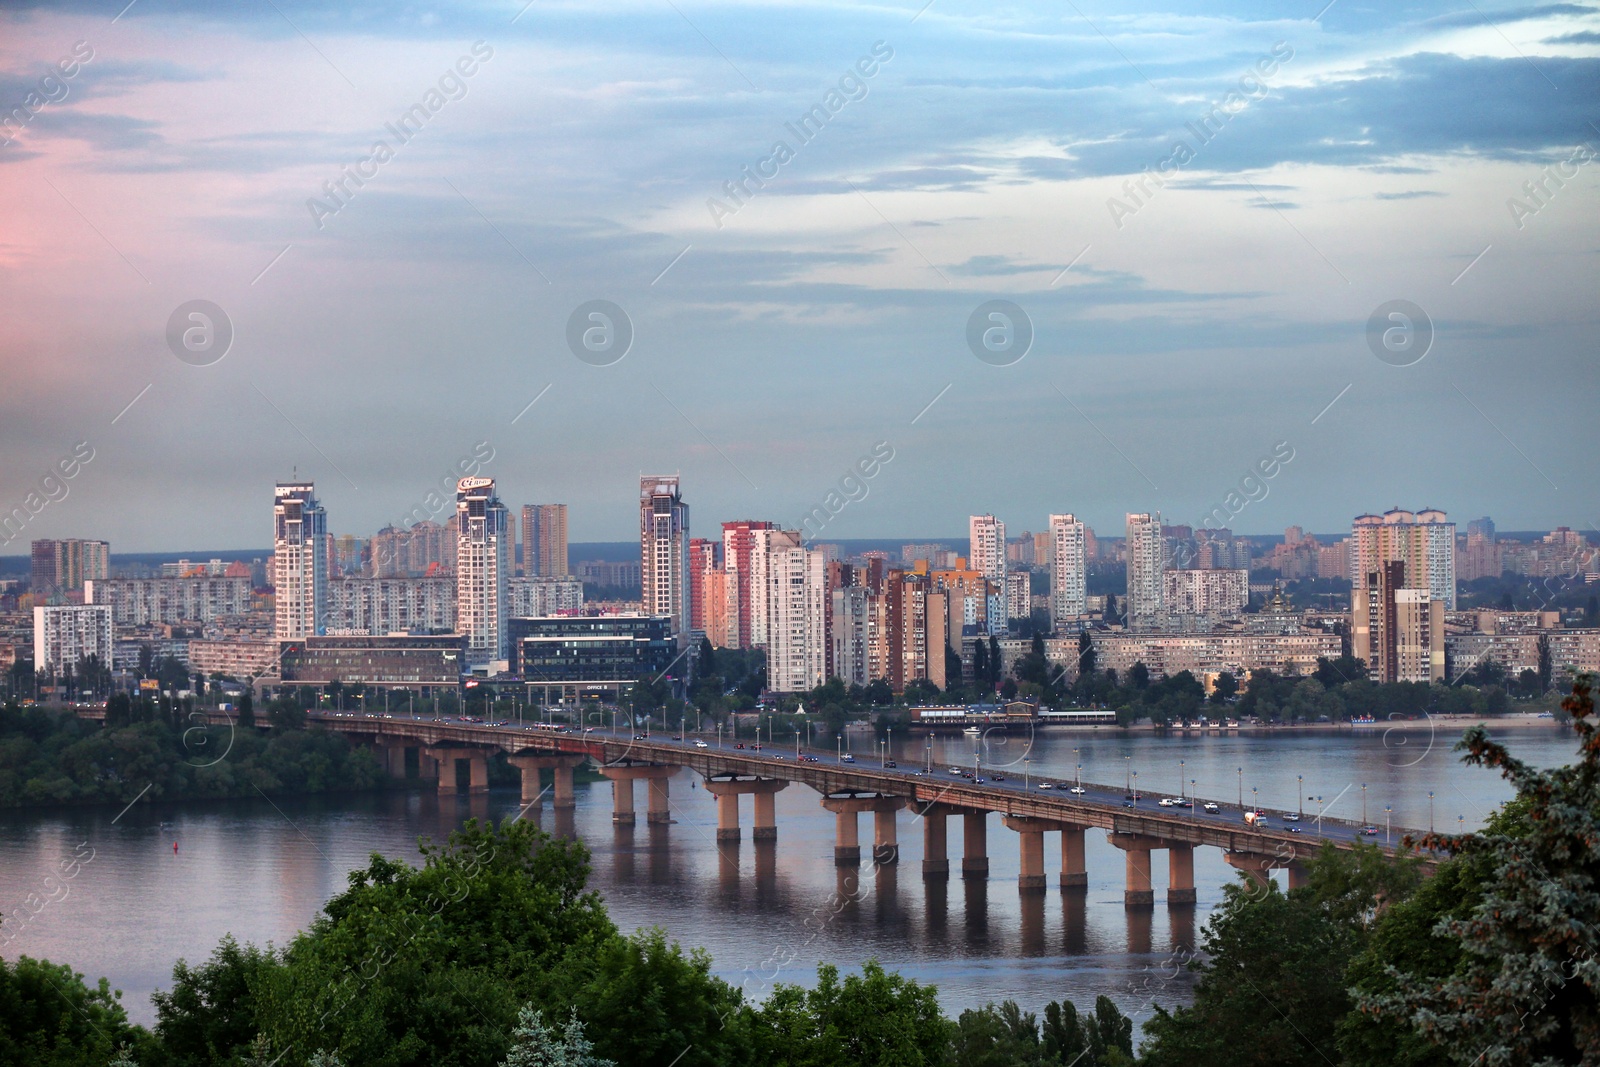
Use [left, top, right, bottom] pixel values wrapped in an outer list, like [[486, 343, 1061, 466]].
[[837, 736, 843, 762], [1315, 795, 1325, 835], [717, 722, 723, 749], [1428, 791, 1435, 834], [1179, 759, 1186, 801], [1385, 804, 1393, 844], [1237, 767, 1243, 809], [1190, 779, 1197, 822], [1024, 757, 1031, 790], [1075, 762, 1082, 790], [1132, 770, 1139, 803], [1125, 755, 1131, 794], [1297, 774, 1303, 816], [1251, 786, 1258, 813], [925, 735, 933, 773], [1361, 783, 1368, 824]]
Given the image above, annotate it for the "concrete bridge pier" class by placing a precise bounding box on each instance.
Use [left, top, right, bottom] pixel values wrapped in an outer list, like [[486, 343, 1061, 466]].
[[418, 751, 439, 782], [1223, 850, 1306, 890], [1061, 825, 1088, 890], [424, 747, 489, 796], [961, 811, 989, 880], [704, 778, 788, 843], [1002, 816, 1058, 891], [920, 804, 951, 880], [1109, 834, 1162, 910], [599, 765, 677, 826], [506, 755, 584, 810], [1168, 844, 1197, 906], [822, 795, 902, 867], [872, 798, 905, 866]]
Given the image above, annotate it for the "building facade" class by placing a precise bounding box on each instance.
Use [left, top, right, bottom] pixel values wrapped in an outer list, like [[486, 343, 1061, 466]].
[[32, 604, 113, 675], [1351, 508, 1457, 609], [278, 634, 464, 689], [455, 477, 511, 667], [507, 576, 585, 618], [640, 476, 690, 641], [1352, 560, 1445, 683], [273, 482, 328, 640], [1125, 512, 1165, 629], [326, 577, 456, 635], [1048, 513, 1087, 625], [86, 576, 252, 626], [1163, 568, 1249, 617], [766, 539, 827, 692], [520, 503, 569, 577], [30, 539, 110, 599], [968, 515, 1007, 585], [508, 615, 678, 704]]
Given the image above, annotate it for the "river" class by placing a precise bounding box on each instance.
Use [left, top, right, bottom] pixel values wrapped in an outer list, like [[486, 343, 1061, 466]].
[[0, 718, 1575, 1030]]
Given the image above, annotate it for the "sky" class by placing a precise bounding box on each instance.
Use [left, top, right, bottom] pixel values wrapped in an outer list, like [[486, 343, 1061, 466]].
[[1, 0, 1597, 551]]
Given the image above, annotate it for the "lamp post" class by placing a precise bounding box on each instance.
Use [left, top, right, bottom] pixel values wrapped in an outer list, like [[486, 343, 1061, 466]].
[[1237, 767, 1243, 809], [925, 735, 933, 773], [1361, 783, 1368, 824], [1190, 779, 1197, 822], [1075, 762, 1082, 791], [1125, 755, 1131, 794], [717, 722, 723, 749], [1316, 795, 1325, 836], [1297, 774, 1303, 816], [1179, 758, 1186, 802], [1428, 791, 1435, 834], [1132, 770, 1139, 803], [1024, 758, 1031, 790], [1385, 804, 1393, 844], [1251, 786, 1258, 814], [837, 736, 843, 762]]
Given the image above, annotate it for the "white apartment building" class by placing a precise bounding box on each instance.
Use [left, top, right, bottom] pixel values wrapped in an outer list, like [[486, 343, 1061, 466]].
[[969, 514, 1007, 584], [640, 476, 690, 640], [33, 604, 114, 675], [1164, 568, 1249, 617], [1125, 512, 1165, 629], [1048, 513, 1088, 625], [327, 577, 456, 635], [86, 576, 253, 626], [507, 576, 585, 617], [456, 477, 511, 666], [273, 482, 328, 640], [766, 539, 826, 692]]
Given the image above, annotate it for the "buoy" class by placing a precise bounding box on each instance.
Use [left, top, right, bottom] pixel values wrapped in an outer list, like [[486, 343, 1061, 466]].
[[173, 842, 179, 853]]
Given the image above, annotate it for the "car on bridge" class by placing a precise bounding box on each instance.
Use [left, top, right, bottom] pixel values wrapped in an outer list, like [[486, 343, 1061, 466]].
[[841, 754, 855, 762], [1282, 812, 1301, 822], [1359, 825, 1379, 836], [1203, 802, 1220, 813], [694, 740, 708, 749]]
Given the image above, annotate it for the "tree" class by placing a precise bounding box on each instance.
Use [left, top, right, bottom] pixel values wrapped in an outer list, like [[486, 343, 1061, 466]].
[[1536, 632, 1553, 694], [696, 637, 716, 682], [154, 935, 277, 1066], [1359, 679, 1600, 1063], [0, 954, 151, 1065], [951, 1000, 1039, 1067], [1083, 995, 1133, 1065], [987, 637, 1002, 687], [1128, 663, 1149, 691], [1139, 878, 1357, 1066], [1210, 672, 1238, 704], [502, 1006, 613, 1067], [972, 641, 989, 688], [238, 690, 255, 730], [1040, 998, 1087, 1065], [578, 928, 747, 1067], [749, 960, 951, 1067]]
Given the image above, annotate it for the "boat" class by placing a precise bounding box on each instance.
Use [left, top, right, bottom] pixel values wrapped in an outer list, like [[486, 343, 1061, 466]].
[[962, 725, 981, 738]]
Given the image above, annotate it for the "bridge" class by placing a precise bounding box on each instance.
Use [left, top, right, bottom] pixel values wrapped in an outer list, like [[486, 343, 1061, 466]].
[[302, 711, 1426, 909]]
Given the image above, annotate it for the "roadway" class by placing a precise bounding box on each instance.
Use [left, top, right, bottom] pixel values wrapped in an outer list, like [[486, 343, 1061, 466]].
[[310, 711, 1419, 857]]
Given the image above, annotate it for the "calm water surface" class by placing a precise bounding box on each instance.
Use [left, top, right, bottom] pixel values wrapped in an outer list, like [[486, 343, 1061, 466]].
[[0, 720, 1574, 1029]]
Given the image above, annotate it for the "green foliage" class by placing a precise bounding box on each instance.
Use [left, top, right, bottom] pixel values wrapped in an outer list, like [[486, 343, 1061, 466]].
[[0, 954, 151, 1066], [153, 935, 277, 1067], [1138, 878, 1359, 1067], [501, 1007, 612, 1067], [747, 960, 951, 1067], [576, 928, 746, 1067], [1357, 678, 1600, 1063], [0, 701, 388, 809]]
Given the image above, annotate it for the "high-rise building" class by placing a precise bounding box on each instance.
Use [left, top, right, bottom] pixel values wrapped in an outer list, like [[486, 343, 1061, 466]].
[[86, 576, 253, 626], [273, 482, 328, 640], [327, 576, 457, 634], [1351, 509, 1456, 609], [688, 538, 723, 639], [1048, 513, 1087, 626], [1352, 560, 1445, 683], [455, 477, 511, 666], [830, 585, 872, 687], [30, 539, 109, 599], [33, 604, 113, 675], [1461, 517, 1500, 581], [1163, 569, 1249, 616], [520, 504, 569, 577], [1125, 512, 1165, 629], [766, 536, 827, 692], [641, 476, 690, 640], [1005, 570, 1031, 622], [969, 515, 1007, 584], [721, 520, 776, 649]]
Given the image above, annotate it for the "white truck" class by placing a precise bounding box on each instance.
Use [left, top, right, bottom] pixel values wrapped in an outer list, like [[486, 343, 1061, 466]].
[[1244, 810, 1268, 827]]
